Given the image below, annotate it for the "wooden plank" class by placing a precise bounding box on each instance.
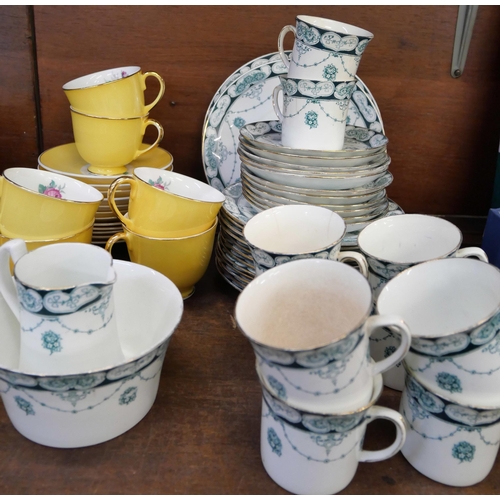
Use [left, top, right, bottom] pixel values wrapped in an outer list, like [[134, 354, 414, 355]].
[[0, 6, 39, 171]]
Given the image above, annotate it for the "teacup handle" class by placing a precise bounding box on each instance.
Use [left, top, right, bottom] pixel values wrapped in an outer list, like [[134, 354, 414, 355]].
[[133, 119, 165, 161], [358, 406, 406, 462], [107, 176, 135, 226], [364, 314, 411, 376], [105, 232, 127, 254], [337, 251, 368, 278], [142, 71, 166, 114], [0, 239, 28, 320], [278, 25, 295, 68], [455, 246, 488, 262], [272, 85, 285, 122]]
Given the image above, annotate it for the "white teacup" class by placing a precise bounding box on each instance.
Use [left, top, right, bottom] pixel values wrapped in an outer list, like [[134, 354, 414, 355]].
[[359, 214, 489, 391], [243, 204, 368, 276], [235, 258, 411, 413], [377, 257, 500, 408], [400, 368, 500, 487], [0, 240, 124, 375], [272, 85, 350, 150], [260, 371, 406, 494], [278, 15, 373, 81]]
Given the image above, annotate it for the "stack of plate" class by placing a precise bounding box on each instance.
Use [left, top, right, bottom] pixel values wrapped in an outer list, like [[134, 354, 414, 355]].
[[38, 142, 174, 245], [202, 51, 404, 292], [238, 120, 392, 229]]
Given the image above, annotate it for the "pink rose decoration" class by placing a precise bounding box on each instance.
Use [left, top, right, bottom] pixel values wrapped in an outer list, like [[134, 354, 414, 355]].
[[154, 183, 165, 190], [44, 188, 62, 198]]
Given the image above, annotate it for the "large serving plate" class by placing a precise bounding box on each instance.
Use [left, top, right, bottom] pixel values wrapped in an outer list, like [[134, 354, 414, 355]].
[[202, 51, 384, 192]]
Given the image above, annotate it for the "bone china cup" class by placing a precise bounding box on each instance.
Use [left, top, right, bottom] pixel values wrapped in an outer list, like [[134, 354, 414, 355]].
[[377, 258, 500, 408], [105, 218, 218, 299], [0, 259, 184, 448], [278, 15, 373, 81], [259, 370, 406, 495], [235, 259, 411, 413], [400, 368, 500, 487], [359, 214, 489, 391], [0, 240, 124, 375], [0, 167, 102, 239], [243, 204, 368, 276], [108, 168, 225, 238], [63, 66, 165, 118], [70, 108, 164, 176], [272, 81, 352, 151]]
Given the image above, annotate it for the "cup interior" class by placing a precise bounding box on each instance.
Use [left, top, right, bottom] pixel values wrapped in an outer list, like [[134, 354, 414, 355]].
[[63, 66, 141, 90], [133, 167, 225, 204], [358, 214, 462, 264], [235, 259, 371, 351], [244, 205, 345, 254], [15, 243, 114, 289], [3, 167, 102, 203], [377, 258, 500, 338]]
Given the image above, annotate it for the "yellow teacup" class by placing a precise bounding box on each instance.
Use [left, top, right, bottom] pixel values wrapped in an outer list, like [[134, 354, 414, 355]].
[[0, 168, 102, 240], [70, 108, 164, 176], [0, 222, 94, 273], [107, 167, 225, 238], [105, 218, 218, 299], [63, 66, 165, 118]]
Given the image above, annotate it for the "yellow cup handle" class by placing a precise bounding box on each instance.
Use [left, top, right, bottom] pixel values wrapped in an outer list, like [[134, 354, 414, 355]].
[[142, 71, 166, 114], [107, 176, 135, 226], [133, 119, 164, 160], [105, 231, 127, 254]]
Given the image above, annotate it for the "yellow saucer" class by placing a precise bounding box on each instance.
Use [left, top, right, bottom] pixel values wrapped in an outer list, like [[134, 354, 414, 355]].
[[38, 143, 173, 184]]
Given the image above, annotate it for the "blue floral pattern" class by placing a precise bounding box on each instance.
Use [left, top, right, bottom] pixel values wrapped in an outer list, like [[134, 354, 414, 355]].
[[304, 110, 318, 129], [267, 376, 287, 400], [118, 386, 138, 405], [41, 331, 62, 355], [436, 372, 463, 394], [267, 427, 283, 456], [15, 396, 35, 415], [452, 441, 475, 463]]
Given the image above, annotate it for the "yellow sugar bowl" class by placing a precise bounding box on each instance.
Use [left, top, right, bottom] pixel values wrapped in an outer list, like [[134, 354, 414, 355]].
[[107, 168, 225, 238], [105, 218, 218, 299], [0, 168, 102, 240]]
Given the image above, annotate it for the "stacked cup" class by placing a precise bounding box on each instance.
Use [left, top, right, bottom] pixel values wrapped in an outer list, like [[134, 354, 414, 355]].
[[235, 257, 410, 494], [0, 167, 102, 251], [356, 214, 488, 391], [275, 15, 374, 150], [105, 168, 225, 299], [376, 257, 500, 486], [63, 66, 165, 176]]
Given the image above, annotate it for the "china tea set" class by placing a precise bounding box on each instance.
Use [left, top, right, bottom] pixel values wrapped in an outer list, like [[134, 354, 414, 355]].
[[0, 13, 498, 495], [207, 15, 500, 494], [0, 65, 224, 446]]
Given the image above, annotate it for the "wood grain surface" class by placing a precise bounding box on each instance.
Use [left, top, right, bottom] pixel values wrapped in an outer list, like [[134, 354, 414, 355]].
[[0, 6, 39, 168]]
